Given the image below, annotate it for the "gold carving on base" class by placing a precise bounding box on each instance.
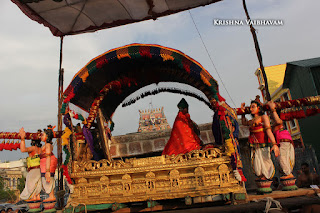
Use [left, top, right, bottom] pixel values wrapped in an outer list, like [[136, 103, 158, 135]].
[[70, 148, 246, 205]]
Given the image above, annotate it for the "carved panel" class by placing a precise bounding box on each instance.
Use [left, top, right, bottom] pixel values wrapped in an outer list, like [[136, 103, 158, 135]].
[[146, 172, 156, 193], [169, 169, 180, 190], [122, 174, 132, 195], [194, 167, 205, 187], [218, 164, 230, 186]]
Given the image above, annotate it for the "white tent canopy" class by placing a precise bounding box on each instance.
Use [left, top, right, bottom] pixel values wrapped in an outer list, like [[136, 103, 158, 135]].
[[12, 0, 221, 36]]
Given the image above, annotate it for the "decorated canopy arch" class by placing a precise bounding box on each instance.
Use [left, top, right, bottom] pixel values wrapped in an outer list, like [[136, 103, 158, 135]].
[[62, 43, 226, 128], [61, 43, 242, 179]]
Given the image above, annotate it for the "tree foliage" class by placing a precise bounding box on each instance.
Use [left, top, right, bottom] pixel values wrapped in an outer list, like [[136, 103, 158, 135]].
[[0, 176, 17, 202], [17, 177, 25, 193]]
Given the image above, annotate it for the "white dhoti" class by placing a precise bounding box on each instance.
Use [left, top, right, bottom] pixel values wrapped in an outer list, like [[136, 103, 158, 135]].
[[41, 177, 55, 194], [20, 168, 42, 200], [277, 142, 295, 176], [251, 147, 275, 179]]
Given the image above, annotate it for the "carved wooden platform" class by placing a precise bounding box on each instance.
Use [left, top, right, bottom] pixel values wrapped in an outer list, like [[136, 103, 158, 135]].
[[69, 148, 246, 205]]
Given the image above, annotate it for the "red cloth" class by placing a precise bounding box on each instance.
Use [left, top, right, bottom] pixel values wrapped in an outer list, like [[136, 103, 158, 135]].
[[162, 111, 201, 155], [248, 124, 268, 145]]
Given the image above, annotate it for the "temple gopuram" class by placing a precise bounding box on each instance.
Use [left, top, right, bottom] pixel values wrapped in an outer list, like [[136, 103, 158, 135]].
[[137, 107, 171, 133]]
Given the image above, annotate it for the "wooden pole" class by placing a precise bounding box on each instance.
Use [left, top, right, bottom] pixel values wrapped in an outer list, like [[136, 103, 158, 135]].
[[57, 36, 64, 209], [97, 109, 112, 161], [242, 0, 271, 101]]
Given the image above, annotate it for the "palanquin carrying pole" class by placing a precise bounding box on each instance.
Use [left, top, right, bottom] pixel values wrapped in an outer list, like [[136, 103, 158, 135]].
[[0, 131, 63, 140], [236, 95, 320, 115]]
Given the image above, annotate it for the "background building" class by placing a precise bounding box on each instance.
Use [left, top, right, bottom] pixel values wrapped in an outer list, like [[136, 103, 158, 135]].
[[0, 159, 26, 191], [138, 107, 171, 133]]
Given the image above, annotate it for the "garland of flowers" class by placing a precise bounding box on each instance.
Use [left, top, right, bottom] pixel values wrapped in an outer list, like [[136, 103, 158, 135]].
[[61, 131, 72, 184], [85, 77, 137, 128], [61, 115, 73, 184], [214, 101, 247, 182]]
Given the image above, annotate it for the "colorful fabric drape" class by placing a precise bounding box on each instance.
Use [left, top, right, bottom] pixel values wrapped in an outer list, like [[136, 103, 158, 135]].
[[61, 44, 221, 120]]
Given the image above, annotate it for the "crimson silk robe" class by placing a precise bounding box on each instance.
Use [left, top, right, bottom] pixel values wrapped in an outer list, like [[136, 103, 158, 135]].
[[162, 111, 201, 155]]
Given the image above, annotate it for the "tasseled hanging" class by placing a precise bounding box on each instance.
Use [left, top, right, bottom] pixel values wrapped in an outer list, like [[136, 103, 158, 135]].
[[16, 143, 21, 150], [281, 110, 293, 121], [295, 107, 306, 119], [306, 106, 318, 116], [0, 142, 4, 151], [12, 143, 20, 150], [5, 143, 14, 151]]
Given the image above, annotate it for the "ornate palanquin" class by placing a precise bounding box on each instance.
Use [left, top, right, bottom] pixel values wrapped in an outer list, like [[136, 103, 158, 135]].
[[70, 148, 245, 205], [61, 44, 247, 206]]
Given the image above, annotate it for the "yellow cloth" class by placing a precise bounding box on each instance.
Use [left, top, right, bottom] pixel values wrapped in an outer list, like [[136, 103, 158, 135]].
[[27, 155, 40, 168], [62, 127, 72, 146]]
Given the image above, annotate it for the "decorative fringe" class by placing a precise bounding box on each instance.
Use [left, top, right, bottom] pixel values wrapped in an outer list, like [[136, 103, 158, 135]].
[[0, 142, 20, 151], [306, 107, 319, 116], [279, 107, 319, 121], [122, 87, 212, 109], [295, 108, 306, 119]]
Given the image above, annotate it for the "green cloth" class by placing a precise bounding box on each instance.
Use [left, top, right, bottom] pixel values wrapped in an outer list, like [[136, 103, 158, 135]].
[[177, 98, 188, 109]]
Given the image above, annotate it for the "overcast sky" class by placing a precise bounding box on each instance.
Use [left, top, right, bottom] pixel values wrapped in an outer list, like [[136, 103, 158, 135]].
[[1, 0, 319, 162]]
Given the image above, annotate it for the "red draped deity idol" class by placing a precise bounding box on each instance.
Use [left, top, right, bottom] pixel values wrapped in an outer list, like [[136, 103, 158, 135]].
[[162, 98, 202, 156]]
